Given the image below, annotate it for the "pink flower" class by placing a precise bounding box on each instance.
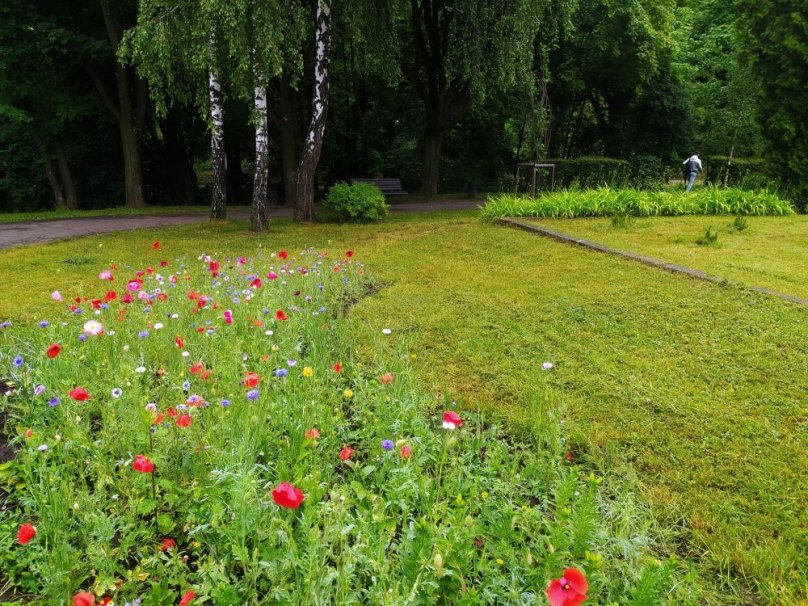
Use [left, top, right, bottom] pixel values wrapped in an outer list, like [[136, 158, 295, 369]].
[[266, 271, 278, 280], [51, 290, 63, 302], [223, 309, 233, 325], [442, 411, 462, 430], [305, 428, 320, 440], [546, 568, 588, 606], [126, 280, 142, 292]]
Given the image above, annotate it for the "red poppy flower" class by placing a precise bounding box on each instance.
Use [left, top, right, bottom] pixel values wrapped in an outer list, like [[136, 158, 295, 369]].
[[104, 290, 117, 302], [72, 592, 95, 606], [68, 387, 90, 401], [152, 413, 164, 425], [91, 299, 102, 310], [189, 362, 204, 374], [272, 482, 305, 509], [379, 372, 394, 385], [24, 428, 34, 439], [546, 568, 588, 606], [442, 411, 462, 430], [167, 407, 179, 418], [176, 414, 192, 428], [278, 250, 288, 260], [160, 537, 176, 552], [250, 278, 262, 288], [175, 336, 184, 349], [275, 310, 288, 321], [157, 293, 168, 301], [200, 369, 211, 380], [305, 428, 320, 440], [565, 452, 574, 463], [244, 371, 260, 388], [179, 589, 195, 606], [146, 266, 154, 275], [346, 250, 354, 258], [160, 260, 169, 267], [46, 343, 61, 358], [121, 293, 133, 304], [209, 261, 219, 277], [332, 362, 342, 373], [152, 241, 160, 250], [400, 445, 412, 459], [339, 446, 354, 461], [132, 454, 155, 473], [17, 523, 36, 545]]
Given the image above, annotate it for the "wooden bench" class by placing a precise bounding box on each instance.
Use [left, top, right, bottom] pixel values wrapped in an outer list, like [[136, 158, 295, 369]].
[[351, 178, 409, 196]]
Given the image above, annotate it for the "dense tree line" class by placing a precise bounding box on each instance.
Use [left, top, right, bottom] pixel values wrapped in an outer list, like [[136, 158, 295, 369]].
[[1, 0, 805, 223]]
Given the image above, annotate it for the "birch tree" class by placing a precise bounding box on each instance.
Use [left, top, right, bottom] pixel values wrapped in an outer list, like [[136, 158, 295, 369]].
[[294, 0, 332, 223]]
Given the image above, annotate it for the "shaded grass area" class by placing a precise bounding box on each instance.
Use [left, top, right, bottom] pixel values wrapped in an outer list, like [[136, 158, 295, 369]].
[[523, 215, 808, 300], [0, 205, 251, 224], [0, 212, 805, 604]]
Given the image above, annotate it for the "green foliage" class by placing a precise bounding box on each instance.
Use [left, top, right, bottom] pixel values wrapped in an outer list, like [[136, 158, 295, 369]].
[[701, 156, 770, 188], [697, 224, 720, 247], [323, 182, 389, 223], [535, 157, 667, 191], [732, 215, 748, 231], [0, 244, 677, 603], [482, 186, 795, 220]]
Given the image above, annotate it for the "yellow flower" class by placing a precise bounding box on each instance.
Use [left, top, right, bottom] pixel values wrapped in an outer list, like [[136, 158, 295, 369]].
[[343, 389, 354, 399], [496, 558, 505, 566], [302, 366, 313, 377]]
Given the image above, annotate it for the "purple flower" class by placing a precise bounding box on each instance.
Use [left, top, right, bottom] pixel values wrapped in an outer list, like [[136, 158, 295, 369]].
[[182, 380, 191, 392], [287, 359, 297, 367], [246, 389, 260, 400], [0, 321, 11, 328], [220, 399, 230, 407], [274, 368, 288, 378], [78, 334, 88, 342], [381, 439, 394, 451], [38, 321, 50, 328], [13, 355, 23, 368], [138, 330, 149, 339], [111, 388, 123, 398], [48, 397, 60, 407], [34, 385, 46, 396]]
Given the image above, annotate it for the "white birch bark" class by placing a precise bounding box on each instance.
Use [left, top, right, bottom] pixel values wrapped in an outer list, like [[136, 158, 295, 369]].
[[208, 69, 227, 219], [294, 0, 331, 222], [251, 83, 270, 231]]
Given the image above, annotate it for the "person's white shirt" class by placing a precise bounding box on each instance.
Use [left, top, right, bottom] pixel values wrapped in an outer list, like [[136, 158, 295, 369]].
[[682, 154, 702, 170]]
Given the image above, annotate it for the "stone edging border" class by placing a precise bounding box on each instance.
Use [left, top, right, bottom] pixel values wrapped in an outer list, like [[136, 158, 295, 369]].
[[497, 217, 808, 307]]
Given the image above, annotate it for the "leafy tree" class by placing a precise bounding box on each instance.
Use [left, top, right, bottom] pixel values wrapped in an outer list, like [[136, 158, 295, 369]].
[[734, 0, 808, 204]]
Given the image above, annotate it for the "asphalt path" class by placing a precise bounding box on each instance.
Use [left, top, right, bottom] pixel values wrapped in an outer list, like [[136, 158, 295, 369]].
[[0, 200, 480, 249]]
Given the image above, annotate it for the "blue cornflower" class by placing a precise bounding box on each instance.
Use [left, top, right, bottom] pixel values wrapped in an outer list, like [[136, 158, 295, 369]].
[[246, 389, 260, 400], [381, 439, 394, 451], [182, 380, 191, 392], [0, 321, 11, 328], [287, 359, 297, 367], [38, 321, 50, 328], [274, 368, 288, 378], [34, 385, 46, 396], [13, 355, 23, 368], [48, 397, 60, 407], [138, 330, 149, 339], [73, 308, 83, 314], [78, 334, 88, 342], [220, 398, 230, 407]]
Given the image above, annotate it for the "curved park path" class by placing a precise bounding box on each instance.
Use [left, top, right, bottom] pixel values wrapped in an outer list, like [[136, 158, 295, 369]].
[[0, 200, 480, 250]]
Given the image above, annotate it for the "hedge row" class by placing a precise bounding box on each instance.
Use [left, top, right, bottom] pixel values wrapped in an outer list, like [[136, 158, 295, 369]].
[[481, 186, 795, 220]]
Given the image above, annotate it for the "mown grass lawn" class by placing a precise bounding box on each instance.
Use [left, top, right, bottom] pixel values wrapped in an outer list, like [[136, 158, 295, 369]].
[[0, 212, 805, 605], [0, 206, 250, 224], [523, 215, 808, 300]]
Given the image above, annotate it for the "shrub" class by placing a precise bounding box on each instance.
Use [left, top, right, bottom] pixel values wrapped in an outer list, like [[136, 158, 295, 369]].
[[323, 182, 389, 223], [481, 186, 795, 220], [702, 157, 770, 188]]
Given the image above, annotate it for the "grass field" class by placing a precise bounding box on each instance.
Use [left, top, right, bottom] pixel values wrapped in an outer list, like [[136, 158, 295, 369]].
[[0, 212, 805, 604], [523, 215, 808, 300], [0, 205, 250, 224]]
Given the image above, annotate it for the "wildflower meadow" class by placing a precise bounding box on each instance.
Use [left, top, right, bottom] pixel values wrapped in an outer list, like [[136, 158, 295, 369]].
[[0, 242, 683, 604]]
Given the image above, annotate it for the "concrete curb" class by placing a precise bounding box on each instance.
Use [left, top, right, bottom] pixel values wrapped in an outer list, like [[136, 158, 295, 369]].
[[497, 217, 808, 307]]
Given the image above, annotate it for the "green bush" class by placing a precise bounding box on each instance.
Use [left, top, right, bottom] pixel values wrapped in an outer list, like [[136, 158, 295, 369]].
[[702, 156, 770, 188], [481, 186, 795, 220], [323, 182, 389, 223]]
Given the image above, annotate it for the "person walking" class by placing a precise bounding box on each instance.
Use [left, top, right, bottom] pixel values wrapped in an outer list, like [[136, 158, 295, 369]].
[[682, 153, 702, 192]]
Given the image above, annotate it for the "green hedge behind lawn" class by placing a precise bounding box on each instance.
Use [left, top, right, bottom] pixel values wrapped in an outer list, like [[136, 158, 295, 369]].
[[481, 187, 795, 220]]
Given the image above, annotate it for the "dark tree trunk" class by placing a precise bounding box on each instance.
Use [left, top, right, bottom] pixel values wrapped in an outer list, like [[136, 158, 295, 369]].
[[402, 0, 472, 197], [420, 128, 443, 197], [251, 85, 270, 232], [54, 142, 79, 210], [33, 133, 65, 208], [294, 0, 332, 223], [208, 70, 227, 220], [274, 72, 299, 206], [99, 0, 146, 208]]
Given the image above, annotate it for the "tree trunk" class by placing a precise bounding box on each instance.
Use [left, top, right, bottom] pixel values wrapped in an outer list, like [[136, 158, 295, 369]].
[[275, 72, 298, 206], [420, 128, 442, 197], [294, 0, 331, 223], [33, 134, 66, 208], [208, 70, 227, 220], [54, 142, 79, 210], [251, 85, 270, 232], [100, 0, 146, 208]]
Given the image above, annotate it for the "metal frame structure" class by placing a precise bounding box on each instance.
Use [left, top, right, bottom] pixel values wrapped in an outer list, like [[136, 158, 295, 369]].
[[515, 163, 556, 197]]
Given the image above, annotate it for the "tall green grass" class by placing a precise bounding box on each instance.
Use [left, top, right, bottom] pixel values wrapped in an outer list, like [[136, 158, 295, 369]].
[[481, 187, 795, 220]]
